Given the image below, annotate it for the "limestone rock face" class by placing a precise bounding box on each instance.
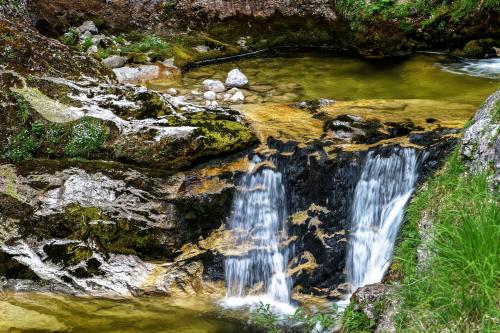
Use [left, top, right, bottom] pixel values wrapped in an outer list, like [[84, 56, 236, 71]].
[[461, 90, 500, 181]]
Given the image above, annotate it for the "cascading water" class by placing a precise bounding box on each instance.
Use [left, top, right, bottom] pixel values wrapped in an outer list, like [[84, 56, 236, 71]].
[[223, 156, 293, 313], [346, 147, 424, 292]]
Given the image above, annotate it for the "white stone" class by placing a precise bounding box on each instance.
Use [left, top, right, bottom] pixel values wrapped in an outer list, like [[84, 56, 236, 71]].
[[203, 91, 217, 101], [112, 65, 160, 82], [202, 79, 225, 93], [227, 87, 240, 95], [230, 91, 245, 103], [92, 34, 106, 46], [102, 56, 128, 69], [75, 21, 98, 34], [194, 45, 209, 53], [223, 93, 232, 102], [87, 45, 98, 54], [166, 88, 178, 96], [210, 101, 218, 107], [226, 68, 248, 88]]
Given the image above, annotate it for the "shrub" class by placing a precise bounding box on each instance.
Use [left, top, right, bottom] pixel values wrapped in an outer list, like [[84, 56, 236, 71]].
[[60, 28, 79, 46], [10, 91, 30, 124], [64, 117, 109, 158], [2, 129, 38, 162]]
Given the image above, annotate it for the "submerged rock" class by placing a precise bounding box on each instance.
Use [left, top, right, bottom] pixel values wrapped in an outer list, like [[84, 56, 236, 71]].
[[202, 79, 225, 93]]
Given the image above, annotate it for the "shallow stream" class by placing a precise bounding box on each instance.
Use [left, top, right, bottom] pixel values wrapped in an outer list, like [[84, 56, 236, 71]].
[[3, 53, 499, 332]]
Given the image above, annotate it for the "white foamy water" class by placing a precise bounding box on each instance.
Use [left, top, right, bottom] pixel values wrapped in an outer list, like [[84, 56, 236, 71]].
[[223, 156, 293, 314], [346, 147, 422, 291], [437, 58, 500, 79]]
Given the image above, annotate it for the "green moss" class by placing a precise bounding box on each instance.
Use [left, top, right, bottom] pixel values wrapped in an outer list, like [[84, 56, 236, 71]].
[[194, 119, 256, 153], [64, 117, 109, 158]]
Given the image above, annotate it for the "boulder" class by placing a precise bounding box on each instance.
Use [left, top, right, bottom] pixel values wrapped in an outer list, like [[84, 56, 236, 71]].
[[102, 56, 128, 69], [230, 91, 245, 103], [75, 20, 98, 34], [166, 88, 178, 96], [113, 65, 160, 82], [225, 69, 248, 88], [86, 45, 98, 54], [204, 91, 217, 101], [202, 79, 226, 93]]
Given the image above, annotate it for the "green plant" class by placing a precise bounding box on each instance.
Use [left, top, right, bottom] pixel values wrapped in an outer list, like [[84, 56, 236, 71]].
[[31, 122, 45, 136], [64, 117, 109, 158], [46, 124, 65, 145], [82, 36, 93, 51], [341, 303, 376, 333], [2, 129, 38, 162], [394, 150, 499, 332], [251, 302, 340, 333], [251, 303, 280, 333], [162, 0, 177, 18], [60, 28, 79, 46], [10, 91, 30, 124], [123, 35, 169, 54]]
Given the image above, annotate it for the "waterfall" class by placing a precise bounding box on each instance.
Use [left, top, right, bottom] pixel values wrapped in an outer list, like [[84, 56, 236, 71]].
[[346, 147, 423, 291], [223, 156, 293, 313]]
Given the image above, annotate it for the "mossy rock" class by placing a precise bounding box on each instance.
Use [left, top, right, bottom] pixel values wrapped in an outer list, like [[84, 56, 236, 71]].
[[454, 38, 498, 58]]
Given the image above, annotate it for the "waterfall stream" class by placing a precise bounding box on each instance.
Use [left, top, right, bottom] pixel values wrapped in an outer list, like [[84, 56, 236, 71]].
[[346, 147, 424, 291], [223, 156, 293, 313]]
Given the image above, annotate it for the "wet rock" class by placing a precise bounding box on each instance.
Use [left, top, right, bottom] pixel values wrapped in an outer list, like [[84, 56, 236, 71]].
[[113, 65, 160, 82], [194, 45, 210, 53], [75, 20, 98, 34], [202, 79, 226, 93], [203, 91, 217, 101], [102, 56, 128, 69], [166, 88, 178, 96], [230, 91, 245, 103], [226, 69, 248, 88]]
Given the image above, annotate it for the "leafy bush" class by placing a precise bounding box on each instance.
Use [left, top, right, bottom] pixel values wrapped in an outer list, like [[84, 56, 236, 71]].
[[82, 36, 94, 51], [2, 129, 38, 162], [10, 91, 30, 124], [64, 117, 109, 158], [250, 302, 339, 333], [60, 28, 79, 46], [123, 35, 169, 54]]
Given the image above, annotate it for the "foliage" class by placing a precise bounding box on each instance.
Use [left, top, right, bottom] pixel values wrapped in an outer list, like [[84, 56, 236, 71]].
[[331, 0, 500, 31], [162, 0, 177, 18], [10, 91, 30, 124], [64, 117, 109, 158], [123, 35, 169, 54], [2, 129, 38, 162], [394, 150, 499, 332], [60, 28, 79, 46], [82, 36, 94, 51], [250, 302, 339, 333], [341, 302, 376, 333]]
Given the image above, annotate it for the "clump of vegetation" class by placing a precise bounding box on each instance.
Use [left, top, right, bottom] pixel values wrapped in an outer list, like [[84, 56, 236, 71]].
[[251, 302, 339, 333], [64, 117, 109, 158], [332, 0, 500, 31], [2, 129, 38, 162], [10, 91, 30, 124], [162, 0, 177, 18], [82, 36, 94, 51], [60, 28, 79, 46], [394, 150, 499, 332]]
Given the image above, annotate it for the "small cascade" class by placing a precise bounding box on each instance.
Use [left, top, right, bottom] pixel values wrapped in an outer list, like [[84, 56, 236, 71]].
[[223, 156, 293, 313], [437, 58, 500, 79], [346, 147, 424, 291]]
